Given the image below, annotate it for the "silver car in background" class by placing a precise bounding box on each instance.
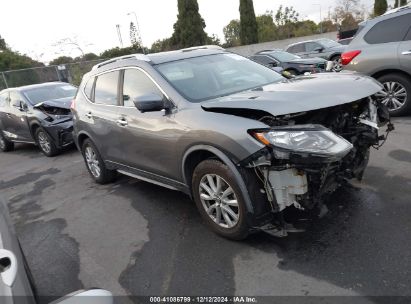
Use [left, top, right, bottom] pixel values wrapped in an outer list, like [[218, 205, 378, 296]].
[[342, 6, 411, 116]]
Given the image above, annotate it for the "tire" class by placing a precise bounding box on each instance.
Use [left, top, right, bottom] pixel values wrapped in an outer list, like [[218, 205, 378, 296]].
[[0, 131, 14, 152], [375, 73, 411, 117], [35, 128, 59, 157], [331, 55, 342, 72], [286, 69, 298, 76], [81, 138, 116, 184], [192, 159, 251, 240]]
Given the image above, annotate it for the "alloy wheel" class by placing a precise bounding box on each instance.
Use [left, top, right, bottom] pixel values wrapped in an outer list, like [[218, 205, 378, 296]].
[[375, 81, 407, 111], [199, 174, 240, 229], [38, 131, 51, 154], [332, 58, 342, 72], [85, 146, 101, 178]]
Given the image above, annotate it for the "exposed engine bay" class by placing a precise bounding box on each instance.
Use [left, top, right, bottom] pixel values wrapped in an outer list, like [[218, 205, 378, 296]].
[[240, 97, 394, 236]]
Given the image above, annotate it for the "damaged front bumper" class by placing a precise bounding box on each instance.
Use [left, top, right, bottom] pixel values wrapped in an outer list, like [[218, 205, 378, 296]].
[[42, 118, 74, 148], [241, 97, 393, 236]]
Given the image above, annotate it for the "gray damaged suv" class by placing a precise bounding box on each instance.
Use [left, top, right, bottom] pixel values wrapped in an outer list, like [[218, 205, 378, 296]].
[[72, 46, 392, 240], [342, 6, 411, 116]]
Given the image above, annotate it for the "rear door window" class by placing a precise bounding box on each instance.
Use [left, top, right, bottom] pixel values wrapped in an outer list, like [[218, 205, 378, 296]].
[[305, 42, 321, 52], [251, 55, 274, 65], [94, 71, 119, 106], [84, 77, 95, 101], [364, 13, 411, 44], [288, 43, 304, 53]]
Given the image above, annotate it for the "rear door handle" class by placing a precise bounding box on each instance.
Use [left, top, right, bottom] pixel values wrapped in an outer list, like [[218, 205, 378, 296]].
[[85, 112, 92, 119], [401, 51, 411, 55], [116, 119, 128, 127]]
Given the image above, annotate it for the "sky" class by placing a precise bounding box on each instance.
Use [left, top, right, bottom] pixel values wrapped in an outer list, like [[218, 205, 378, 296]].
[[0, 0, 384, 63]]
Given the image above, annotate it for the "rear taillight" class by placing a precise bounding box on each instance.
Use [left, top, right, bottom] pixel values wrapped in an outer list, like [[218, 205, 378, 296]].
[[341, 50, 361, 65], [70, 99, 76, 110]]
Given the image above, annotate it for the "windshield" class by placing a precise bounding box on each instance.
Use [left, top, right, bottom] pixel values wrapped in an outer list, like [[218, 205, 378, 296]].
[[318, 38, 341, 48], [267, 51, 300, 61], [155, 53, 284, 102], [23, 83, 77, 105]]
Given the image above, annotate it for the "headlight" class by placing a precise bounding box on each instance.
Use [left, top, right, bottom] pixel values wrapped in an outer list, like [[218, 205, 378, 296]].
[[252, 124, 353, 158]]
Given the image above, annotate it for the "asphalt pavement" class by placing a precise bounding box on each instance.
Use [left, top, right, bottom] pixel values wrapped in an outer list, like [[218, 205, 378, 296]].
[[0, 118, 410, 304]]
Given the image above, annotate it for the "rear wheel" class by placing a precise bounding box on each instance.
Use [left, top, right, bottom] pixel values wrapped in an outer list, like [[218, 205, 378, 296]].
[[35, 128, 59, 157], [375, 73, 411, 116], [0, 131, 14, 152], [192, 159, 250, 240], [81, 139, 116, 184]]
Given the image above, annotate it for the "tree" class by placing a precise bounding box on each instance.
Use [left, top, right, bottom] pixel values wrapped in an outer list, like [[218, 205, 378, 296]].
[[319, 20, 338, 33], [293, 20, 318, 37], [274, 5, 299, 39], [256, 12, 277, 42], [0, 35, 6, 51], [171, 0, 208, 48], [332, 0, 365, 30], [239, 0, 258, 45], [100, 46, 139, 59], [49, 56, 74, 66], [400, 0, 407, 5], [374, 0, 388, 16], [394, 0, 399, 7], [150, 38, 173, 53], [130, 22, 138, 47], [223, 19, 241, 47]]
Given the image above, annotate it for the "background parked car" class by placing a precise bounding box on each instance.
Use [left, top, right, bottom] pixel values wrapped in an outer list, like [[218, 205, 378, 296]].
[[0, 82, 76, 156], [0, 197, 113, 304], [286, 38, 346, 72], [341, 5, 411, 116], [249, 49, 327, 75]]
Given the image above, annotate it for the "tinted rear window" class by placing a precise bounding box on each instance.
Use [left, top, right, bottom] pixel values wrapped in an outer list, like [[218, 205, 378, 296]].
[[84, 77, 95, 100], [94, 71, 119, 106], [364, 13, 411, 44], [287, 43, 304, 53]]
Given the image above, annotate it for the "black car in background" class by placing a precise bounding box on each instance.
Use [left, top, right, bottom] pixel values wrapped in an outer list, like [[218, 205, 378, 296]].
[[0, 82, 76, 156], [250, 50, 327, 75]]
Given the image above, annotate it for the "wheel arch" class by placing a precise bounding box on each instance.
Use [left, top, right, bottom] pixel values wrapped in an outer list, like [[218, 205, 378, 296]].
[[182, 145, 255, 214], [371, 69, 411, 81]]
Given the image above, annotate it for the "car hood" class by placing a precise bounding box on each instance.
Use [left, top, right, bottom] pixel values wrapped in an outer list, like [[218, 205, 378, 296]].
[[33, 97, 73, 109], [202, 73, 382, 116], [285, 57, 327, 65]]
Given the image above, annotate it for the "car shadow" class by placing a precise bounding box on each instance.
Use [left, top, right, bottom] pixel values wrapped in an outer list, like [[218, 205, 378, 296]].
[[112, 166, 411, 299], [10, 143, 77, 159]]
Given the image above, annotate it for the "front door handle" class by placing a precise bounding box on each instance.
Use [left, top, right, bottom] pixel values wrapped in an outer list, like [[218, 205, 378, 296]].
[[85, 112, 92, 119], [116, 119, 128, 127], [5, 113, 11, 118], [401, 51, 411, 55]]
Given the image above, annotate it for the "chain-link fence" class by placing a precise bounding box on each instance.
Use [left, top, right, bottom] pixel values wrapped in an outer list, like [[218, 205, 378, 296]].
[[0, 59, 105, 90]]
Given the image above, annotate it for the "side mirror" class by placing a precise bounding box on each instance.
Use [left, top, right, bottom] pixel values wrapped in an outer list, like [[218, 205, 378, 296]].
[[133, 93, 167, 113], [13, 101, 27, 112]]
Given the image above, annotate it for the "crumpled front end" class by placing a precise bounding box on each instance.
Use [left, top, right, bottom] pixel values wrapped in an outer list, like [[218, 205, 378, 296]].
[[34, 102, 74, 148], [242, 97, 393, 236]]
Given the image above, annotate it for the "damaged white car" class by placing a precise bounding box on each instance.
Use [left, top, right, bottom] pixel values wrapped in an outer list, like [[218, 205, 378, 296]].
[[72, 47, 393, 239]]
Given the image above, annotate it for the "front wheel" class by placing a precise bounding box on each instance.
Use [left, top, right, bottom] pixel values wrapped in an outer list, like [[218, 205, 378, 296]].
[[192, 159, 250, 240], [81, 139, 116, 184], [35, 128, 59, 157], [0, 131, 14, 152]]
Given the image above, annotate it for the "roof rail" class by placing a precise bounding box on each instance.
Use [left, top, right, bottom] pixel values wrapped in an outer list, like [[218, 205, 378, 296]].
[[181, 45, 224, 52], [92, 54, 151, 70], [383, 4, 411, 15], [256, 49, 282, 54]]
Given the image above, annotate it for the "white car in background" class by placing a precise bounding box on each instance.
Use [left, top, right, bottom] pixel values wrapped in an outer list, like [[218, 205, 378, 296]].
[[0, 197, 113, 304]]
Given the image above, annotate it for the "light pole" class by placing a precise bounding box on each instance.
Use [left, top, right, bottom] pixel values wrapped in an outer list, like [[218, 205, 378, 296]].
[[313, 4, 323, 34], [127, 11, 145, 54]]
